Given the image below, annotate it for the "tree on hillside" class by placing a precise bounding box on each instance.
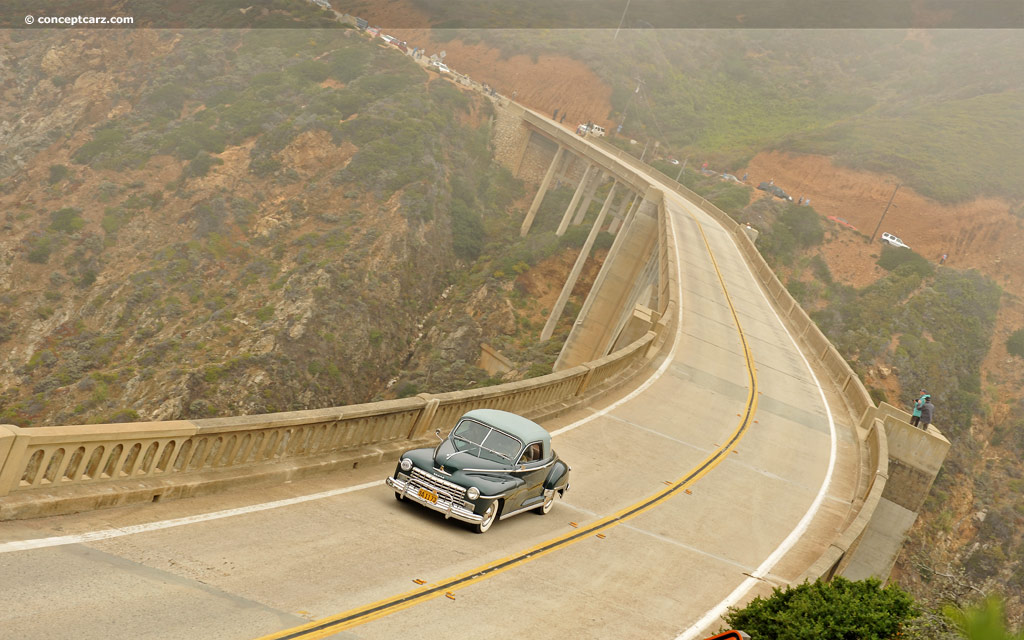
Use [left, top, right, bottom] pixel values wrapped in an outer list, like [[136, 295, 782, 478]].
[[723, 577, 918, 639], [944, 595, 1024, 640], [1007, 328, 1024, 359]]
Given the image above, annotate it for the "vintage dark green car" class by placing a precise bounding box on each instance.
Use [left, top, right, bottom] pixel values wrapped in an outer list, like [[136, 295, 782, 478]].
[[385, 409, 571, 533]]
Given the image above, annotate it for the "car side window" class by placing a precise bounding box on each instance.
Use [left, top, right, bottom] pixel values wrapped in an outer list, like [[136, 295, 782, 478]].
[[520, 442, 543, 464]]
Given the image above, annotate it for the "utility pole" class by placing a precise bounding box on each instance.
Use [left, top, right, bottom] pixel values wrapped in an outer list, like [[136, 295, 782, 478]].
[[870, 183, 901, 242], [613, 0, 632, 39], [675, 157, 688, 182], [639, 139, 650, 162]]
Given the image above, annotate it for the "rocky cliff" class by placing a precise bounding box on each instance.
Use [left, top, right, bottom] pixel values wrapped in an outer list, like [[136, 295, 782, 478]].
[[0, 28, 544, 426]]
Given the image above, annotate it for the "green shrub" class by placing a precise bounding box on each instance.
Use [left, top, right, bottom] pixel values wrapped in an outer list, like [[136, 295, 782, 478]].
[[558, 225, 591, 249], [48, 164, 70, 184], [122, 191, 162, 211], [809, 254, 833, 284], [877, 245, 934, 277], [102, 206, 134, 236], [190, 198, 228, 237], [183, 153, 224, 180], [96, 181, 120, 202], [25, 233, 56, 263], [943, 594, 1021, 640], [709, 183, 752, 216], [1007, 328, 1024, 358], [396, 382, 420, 398], [324, 46, 372, 83], [254, 306, 274, 322], [144, 83, 190, 120], [161, 122, 227, 160], [779, 205, 824, 248], [49, 207, 85, 233], [72, 126, 128, 166], [104, 409, 140, 423], [289, 59, 330, 84], [526, 363, 551, 378], [868, 386, 889, 405], [428, 79, 471, 113], [593, 230, 615, 251], [724, 577, 918, 639]]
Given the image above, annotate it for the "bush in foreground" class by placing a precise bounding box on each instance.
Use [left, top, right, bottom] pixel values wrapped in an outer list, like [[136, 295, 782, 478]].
[[723, 577, 918, 639]]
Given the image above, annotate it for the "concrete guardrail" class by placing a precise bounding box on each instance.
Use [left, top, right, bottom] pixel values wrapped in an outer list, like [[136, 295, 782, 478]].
[[0, 116, 910, 587], [0, 160, 678, 521], [582, 136, 899, 580]]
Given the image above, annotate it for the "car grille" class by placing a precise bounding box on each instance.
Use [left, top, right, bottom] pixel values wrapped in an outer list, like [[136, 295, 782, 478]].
[[411, 467, 468, 507]]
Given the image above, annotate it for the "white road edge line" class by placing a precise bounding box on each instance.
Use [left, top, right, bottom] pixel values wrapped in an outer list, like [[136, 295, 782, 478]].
[[672, 194, 837, 640], [0, 480, 382, 553], [5, 185, 837, 640]]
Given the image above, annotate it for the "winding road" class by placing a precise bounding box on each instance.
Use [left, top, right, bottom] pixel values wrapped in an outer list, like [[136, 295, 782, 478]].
[[0, 139, 862, 640]]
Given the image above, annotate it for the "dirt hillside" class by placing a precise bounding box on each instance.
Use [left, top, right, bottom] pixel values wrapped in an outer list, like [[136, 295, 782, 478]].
[[742, 151, 1024, 405], [742, 151, 1024, 294]]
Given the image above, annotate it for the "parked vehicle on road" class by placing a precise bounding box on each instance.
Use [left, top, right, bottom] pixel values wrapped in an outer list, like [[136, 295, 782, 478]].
[[386, 409, 571, 533], [757, 182, 793, 201], [575, 123, 606, 137], [428, 60, 451, 75], [881, 232, 910, 249]]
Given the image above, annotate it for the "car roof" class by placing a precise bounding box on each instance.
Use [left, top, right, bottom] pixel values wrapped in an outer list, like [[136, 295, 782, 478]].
[[460, 409, 550, 446]]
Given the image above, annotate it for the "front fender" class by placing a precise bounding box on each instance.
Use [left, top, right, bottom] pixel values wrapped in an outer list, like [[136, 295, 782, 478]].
[[458, 472, 522, 498], [543, 460, 570, 492]]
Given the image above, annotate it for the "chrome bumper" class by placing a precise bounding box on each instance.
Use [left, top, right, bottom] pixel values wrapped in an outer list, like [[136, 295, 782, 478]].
[[386, 474, 483, 524]]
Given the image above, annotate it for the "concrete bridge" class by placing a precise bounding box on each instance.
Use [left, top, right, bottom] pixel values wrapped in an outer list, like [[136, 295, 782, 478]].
[[0, 102, 949, 640]]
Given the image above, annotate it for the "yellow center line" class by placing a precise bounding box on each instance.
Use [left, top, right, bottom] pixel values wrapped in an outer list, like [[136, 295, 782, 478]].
[[256, 207, 757, 640]]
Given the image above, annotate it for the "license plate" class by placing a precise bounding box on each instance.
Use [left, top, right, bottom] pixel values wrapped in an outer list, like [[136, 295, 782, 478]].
[[418, 488, 438, 504]]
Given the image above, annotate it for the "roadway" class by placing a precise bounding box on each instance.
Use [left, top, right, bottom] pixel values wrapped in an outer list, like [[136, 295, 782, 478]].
[[0, 157, 862, 640]]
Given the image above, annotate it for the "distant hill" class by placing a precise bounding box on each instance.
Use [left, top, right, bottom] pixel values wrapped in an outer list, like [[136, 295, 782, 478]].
[[348, 14, 1024, 204]]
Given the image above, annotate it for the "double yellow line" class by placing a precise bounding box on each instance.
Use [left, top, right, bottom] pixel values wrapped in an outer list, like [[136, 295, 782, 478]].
[[257, 213, 758, 640]]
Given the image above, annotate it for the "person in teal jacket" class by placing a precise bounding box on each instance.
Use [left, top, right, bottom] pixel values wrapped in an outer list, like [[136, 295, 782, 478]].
[[910, 390, 927, 427]]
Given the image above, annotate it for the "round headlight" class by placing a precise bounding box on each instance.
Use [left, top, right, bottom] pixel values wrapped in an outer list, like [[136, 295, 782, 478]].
[[400, 458, 413, 472], [466, 486, 480, 500]]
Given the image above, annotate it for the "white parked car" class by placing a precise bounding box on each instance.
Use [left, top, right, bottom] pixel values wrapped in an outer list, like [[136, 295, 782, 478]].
[[881, 232, 910, 249]]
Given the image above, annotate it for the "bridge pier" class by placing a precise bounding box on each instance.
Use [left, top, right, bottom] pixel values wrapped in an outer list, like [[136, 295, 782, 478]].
[[553, 151, 575, 188], [608, 192, 637, 235], [555, 189, 661, 370], [541, 181, 619, 341], [520, 145, 566, 237], [556, 163, 594, 236], [572, 171, 607, 226]]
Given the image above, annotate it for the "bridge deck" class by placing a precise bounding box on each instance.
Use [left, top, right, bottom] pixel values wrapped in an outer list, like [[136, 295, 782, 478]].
[[0, 155, 861, 639]]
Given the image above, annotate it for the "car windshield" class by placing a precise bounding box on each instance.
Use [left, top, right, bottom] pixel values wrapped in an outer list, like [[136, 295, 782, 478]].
[[451, 419, 522, 464]]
